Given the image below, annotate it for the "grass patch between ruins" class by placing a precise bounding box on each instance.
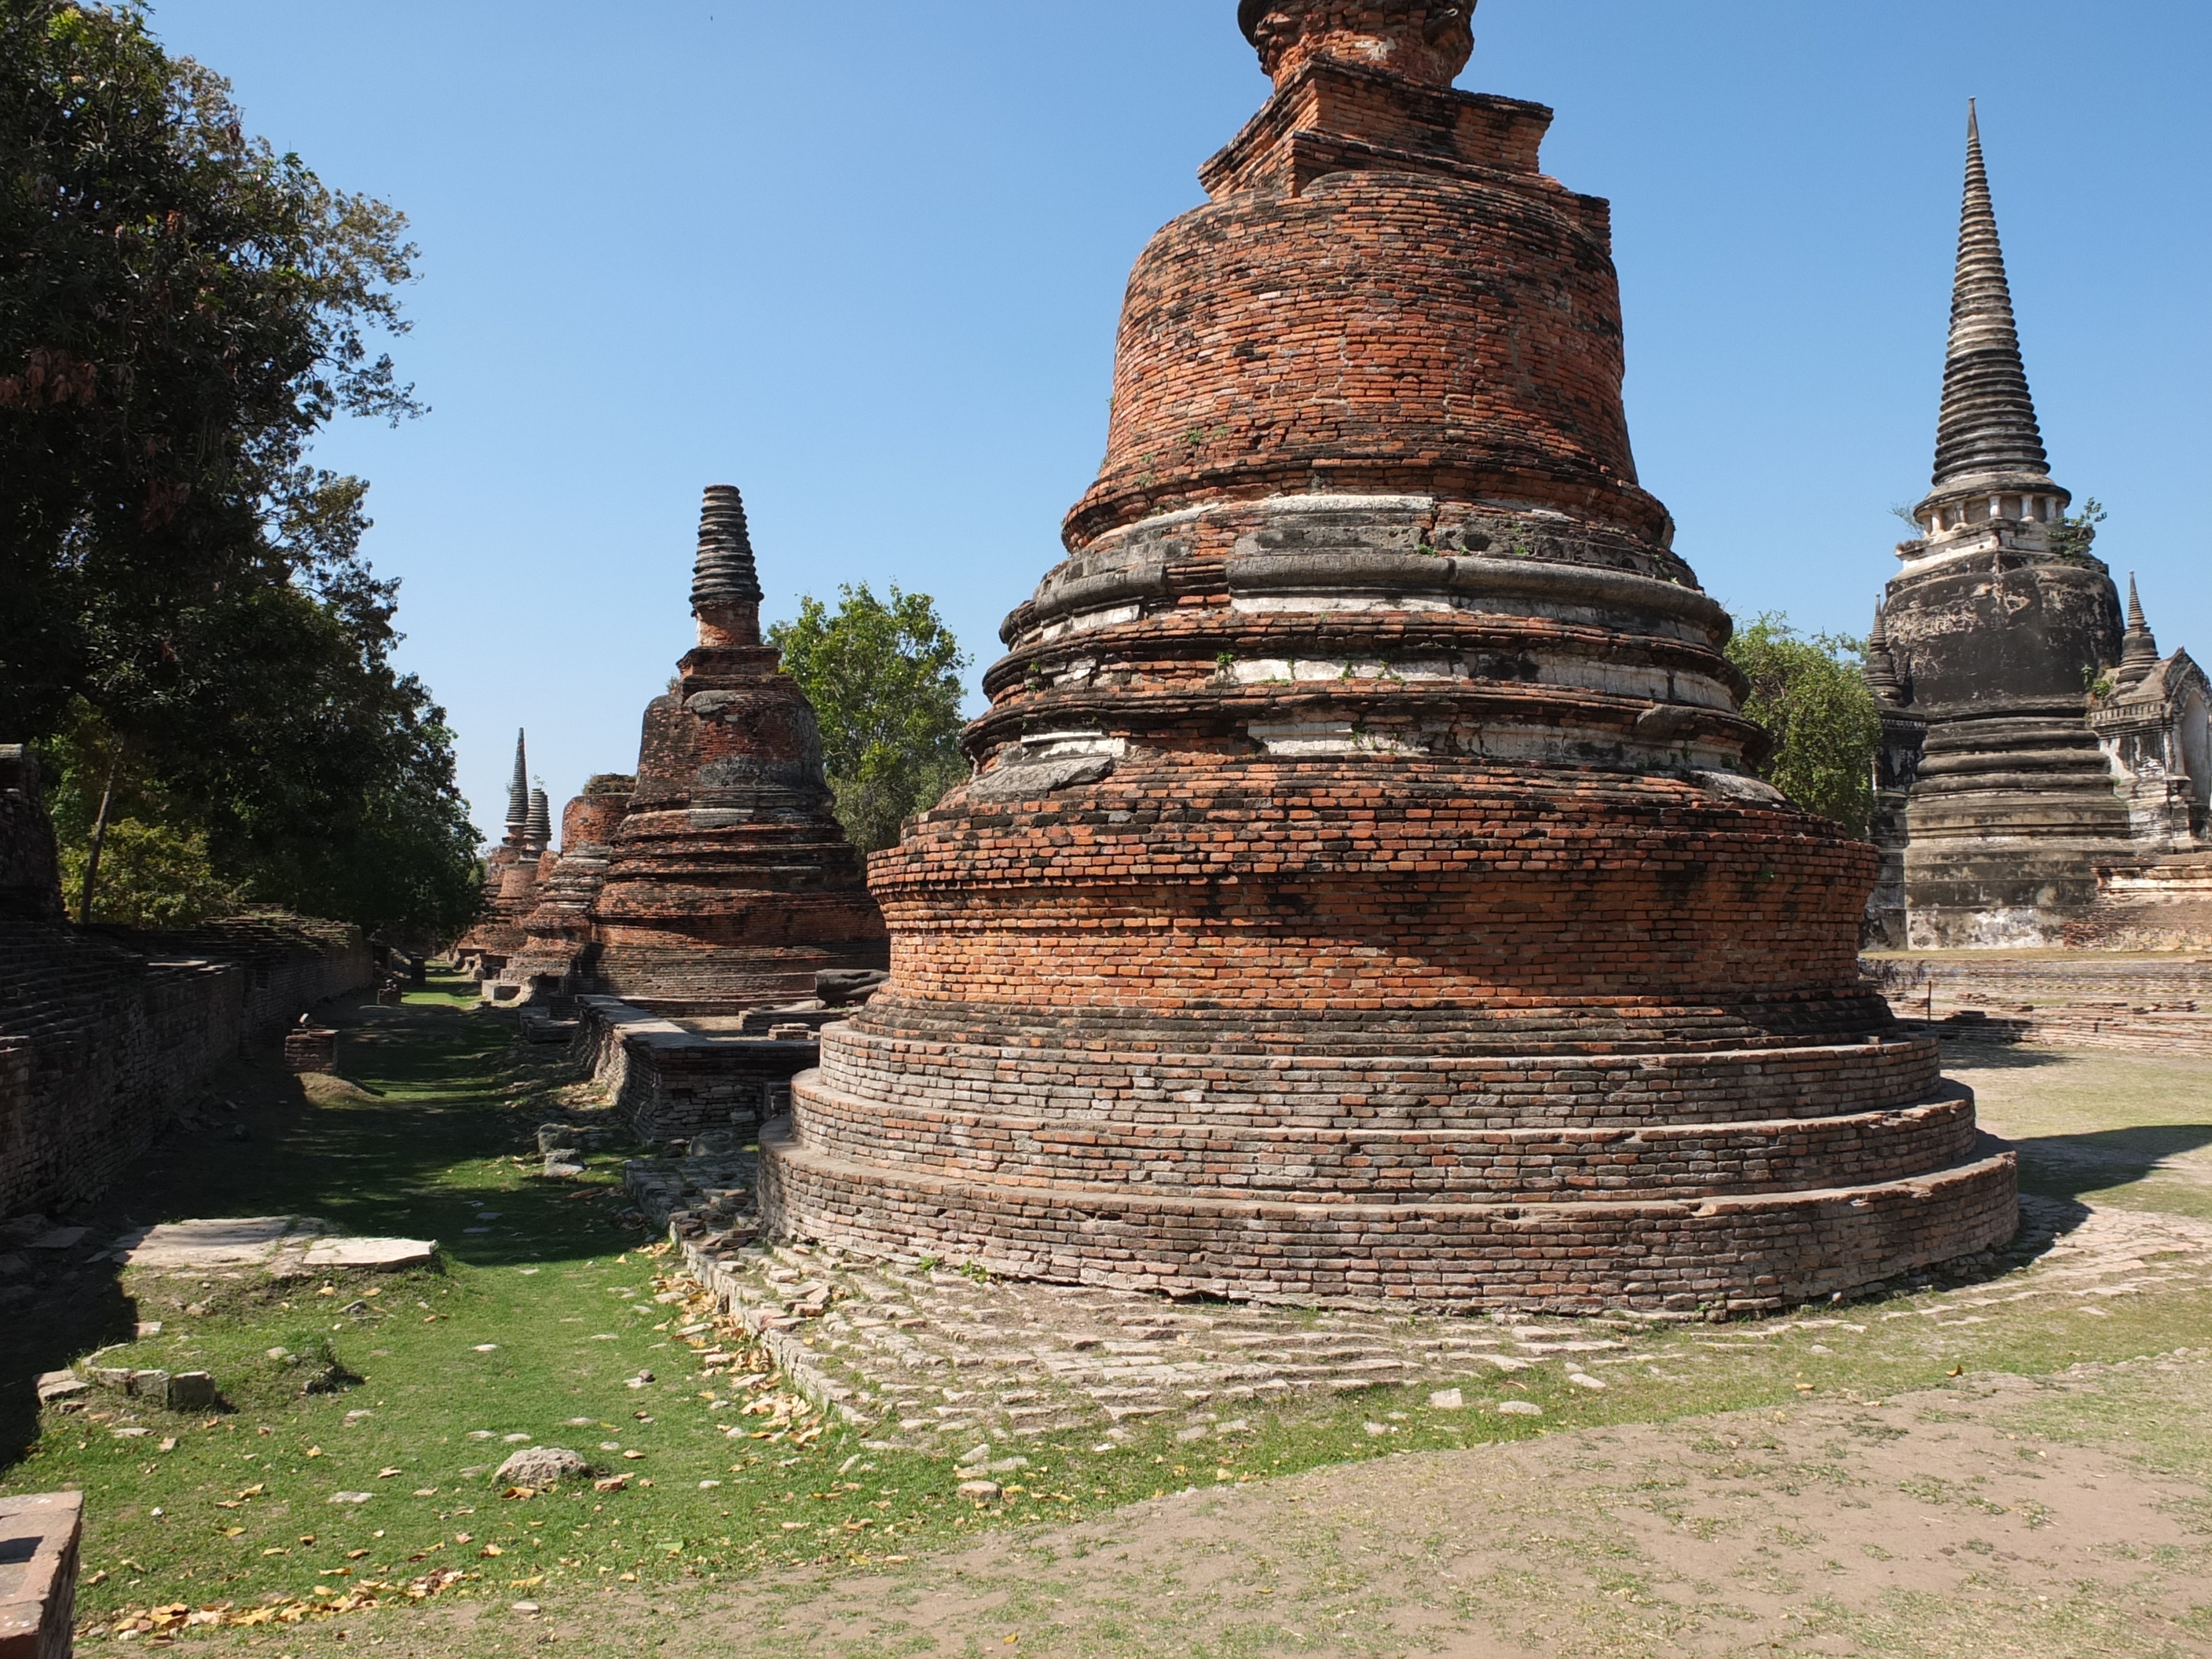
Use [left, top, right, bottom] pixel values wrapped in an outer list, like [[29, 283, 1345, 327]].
[[3, 981, 2209, 1650]]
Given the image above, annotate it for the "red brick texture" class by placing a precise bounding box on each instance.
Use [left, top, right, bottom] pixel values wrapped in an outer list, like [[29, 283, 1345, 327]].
[[760, 4, 2016, 1309]]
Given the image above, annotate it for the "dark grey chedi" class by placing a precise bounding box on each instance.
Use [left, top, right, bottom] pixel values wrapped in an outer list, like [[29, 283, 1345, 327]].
[[1866, 104, 2209, 950]]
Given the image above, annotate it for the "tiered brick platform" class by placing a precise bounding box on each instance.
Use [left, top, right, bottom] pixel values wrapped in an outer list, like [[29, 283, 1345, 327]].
[[1870, 952, 2212, 1056], [760, 0, 2017, 1313]]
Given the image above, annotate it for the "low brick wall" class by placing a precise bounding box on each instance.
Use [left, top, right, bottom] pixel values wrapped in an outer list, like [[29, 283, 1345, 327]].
[[1866, 953, 2212, 1057], [0, 914, 372, 1219], [0, 1490, 82, 1659], [573, 996, 823, 1145]]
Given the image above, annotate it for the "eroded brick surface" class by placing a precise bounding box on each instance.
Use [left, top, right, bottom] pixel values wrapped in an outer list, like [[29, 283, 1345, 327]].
[[761, 5, 2014, 1309], [638, 1143, 2196, 1448]]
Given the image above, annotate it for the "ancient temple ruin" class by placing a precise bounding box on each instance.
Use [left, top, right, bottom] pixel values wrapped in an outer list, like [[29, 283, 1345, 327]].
[[493, 773, 635, 1003], [588, 486, 887, 1015], [1866, 106, 2210, 950], [453, 731, 551, 980], [760, 0, 2018, 1313]]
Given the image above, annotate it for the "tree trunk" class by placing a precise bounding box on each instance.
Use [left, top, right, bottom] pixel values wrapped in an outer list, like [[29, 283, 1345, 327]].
[[79, 746, 120, 926]]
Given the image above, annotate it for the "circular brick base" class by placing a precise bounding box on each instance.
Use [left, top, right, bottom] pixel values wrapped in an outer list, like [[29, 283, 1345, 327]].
[[759, 1107, 2019, 1315]]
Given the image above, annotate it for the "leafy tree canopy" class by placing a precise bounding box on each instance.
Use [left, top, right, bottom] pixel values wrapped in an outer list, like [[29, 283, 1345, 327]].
[[768, 584, 972, 855], [1726, 613, 1882, 840], [2, 1, 478, 934]]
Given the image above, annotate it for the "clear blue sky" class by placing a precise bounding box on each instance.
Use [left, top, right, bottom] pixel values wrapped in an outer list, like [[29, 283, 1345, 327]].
[[144, 0, 2210, 844]]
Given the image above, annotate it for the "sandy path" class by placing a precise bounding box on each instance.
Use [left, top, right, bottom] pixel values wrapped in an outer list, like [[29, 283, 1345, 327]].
[[372, 1354, 2212, 1659]]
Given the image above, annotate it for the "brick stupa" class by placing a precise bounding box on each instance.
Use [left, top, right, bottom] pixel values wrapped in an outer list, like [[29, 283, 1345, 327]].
[[589, 487, 888, 1014], [498, 773, 635, 1000], [761, 0, 2018, 1312], [453, 731, 547, 979], [1865, 106, 2211, 948]]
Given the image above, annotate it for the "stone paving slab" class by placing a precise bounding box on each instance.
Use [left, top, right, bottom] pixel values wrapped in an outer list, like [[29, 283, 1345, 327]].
[[626, 1152, 2212, 1452], [112, 1217, 435, 1276], [114, 1217, 325, 1268]]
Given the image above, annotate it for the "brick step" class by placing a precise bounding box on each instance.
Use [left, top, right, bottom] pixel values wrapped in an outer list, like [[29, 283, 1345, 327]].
[[758, 1117, 2021, 1316]]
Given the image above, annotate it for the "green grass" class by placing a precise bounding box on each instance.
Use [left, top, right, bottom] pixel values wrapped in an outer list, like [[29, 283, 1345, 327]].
[[7, 990, 2211, 1646], [1954, 1046, 2212, 1220]]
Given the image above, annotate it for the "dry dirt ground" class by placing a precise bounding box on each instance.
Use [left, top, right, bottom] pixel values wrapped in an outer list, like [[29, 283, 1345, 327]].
[[192, 1354, 2210, 1659]]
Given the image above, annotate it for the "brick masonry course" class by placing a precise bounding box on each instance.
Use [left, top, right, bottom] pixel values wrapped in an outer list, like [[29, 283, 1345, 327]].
[[0, 914, 370, 1219], [633, 1145, 2193, 1451]]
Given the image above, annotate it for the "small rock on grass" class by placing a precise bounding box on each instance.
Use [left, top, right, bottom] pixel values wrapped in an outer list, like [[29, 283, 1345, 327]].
[[1429, 1389, 1464, 1411], [1497, 1401, 1543, 1417], [957, 1480, 1002, 1501], [494, 1448, 589, 1489]]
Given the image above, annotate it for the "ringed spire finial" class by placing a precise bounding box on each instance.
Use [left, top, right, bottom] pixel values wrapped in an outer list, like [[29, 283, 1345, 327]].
[[690, 484, 764, 648], [505, 730, 530, 837], [1924, 98, 2057, 504]]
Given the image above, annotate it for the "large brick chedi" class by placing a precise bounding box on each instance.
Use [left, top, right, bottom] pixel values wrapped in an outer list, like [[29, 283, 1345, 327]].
[[762, 1, 2018, 1312], [1866, 106, 2210, 949], [590, 487, 887, 1014]]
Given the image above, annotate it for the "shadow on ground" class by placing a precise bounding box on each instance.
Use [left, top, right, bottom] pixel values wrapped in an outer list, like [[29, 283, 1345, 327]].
[[2009, 1122, 2212, 1201], [1935, 1040, 2075, 1070], [0, 984, 570, 1468]]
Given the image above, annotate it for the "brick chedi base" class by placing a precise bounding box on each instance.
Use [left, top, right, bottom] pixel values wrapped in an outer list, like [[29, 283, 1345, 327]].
[[589, 487, 888, 1016], [760, 0, 2017, 1313]]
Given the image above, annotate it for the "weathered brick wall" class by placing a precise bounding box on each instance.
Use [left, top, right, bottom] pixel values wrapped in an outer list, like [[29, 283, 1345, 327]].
[[760, 1119, 2018, 1317], [104, 914, 373, 1042], [0, 914, 372, 1218], [573, 996, 819, 1144]]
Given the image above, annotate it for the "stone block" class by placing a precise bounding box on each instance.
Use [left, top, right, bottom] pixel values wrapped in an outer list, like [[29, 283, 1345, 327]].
[[0, 1490, 81, 1659], [166, 1372, 217, 1411]]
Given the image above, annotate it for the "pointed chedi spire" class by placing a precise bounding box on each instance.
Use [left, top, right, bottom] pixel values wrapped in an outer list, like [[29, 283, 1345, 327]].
[[1865, 599, 1903, 705], [691, 485, 764, 648], [2115, 571, 2161, 689], [505, 730, 530, 840], [1935, 102, 2047, 483]]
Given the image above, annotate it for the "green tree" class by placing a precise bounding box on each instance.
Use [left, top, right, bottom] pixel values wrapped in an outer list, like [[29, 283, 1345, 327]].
[[2049, 497, 2107, 562], [2, 1, 479, 934], [768, 585, 972, 853], [1725, 613, 1882, 840]]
